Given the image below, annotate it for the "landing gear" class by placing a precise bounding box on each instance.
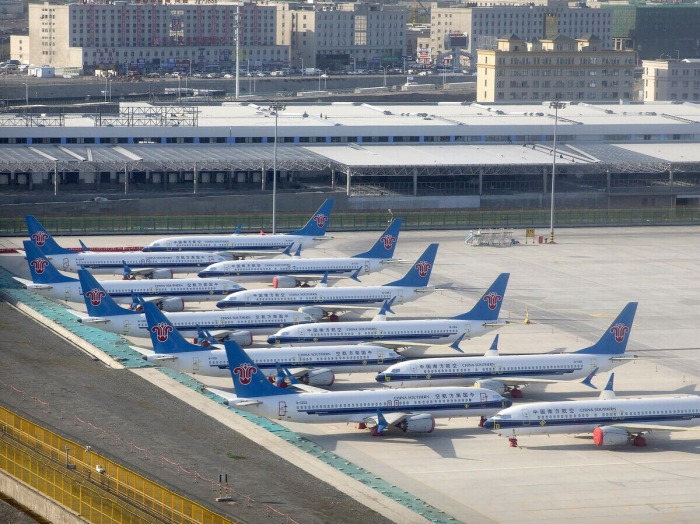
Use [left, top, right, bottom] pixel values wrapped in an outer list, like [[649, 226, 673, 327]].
[[478, 416, 487, 427], [355, 423, 367, 430], [370, 426, 383, 437], [632, 435, 647, 447], [510, 388, 523, 399], [509, 437, 518, 448]]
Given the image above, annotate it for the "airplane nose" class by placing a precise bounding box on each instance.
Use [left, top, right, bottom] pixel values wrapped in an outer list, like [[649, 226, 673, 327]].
[[198, 270, 210, 278], [375, 373, 385, 382], [503, 398, 513, 408], [482, 418, 496, 430], [216, 300, 230, 309], [266, 336, 277, 345]]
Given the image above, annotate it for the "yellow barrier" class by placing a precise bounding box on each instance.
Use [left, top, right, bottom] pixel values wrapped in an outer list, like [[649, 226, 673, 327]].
[[0, 406, 236, 524]]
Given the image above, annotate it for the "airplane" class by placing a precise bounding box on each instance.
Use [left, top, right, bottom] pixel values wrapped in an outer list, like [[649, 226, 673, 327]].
[[484, 374, 700, 448], [197, 219, 404, 287], [72, 268, 315, 342], [142, 199, 334, 257], [215, 243, 441, 319], [206, 340, 513, 436], [267, 273, 510, 346], [132, 299, 403, 386], [25, 216, 225, 277], [376, 303, 639, 398], [15, 241, 243, 312]]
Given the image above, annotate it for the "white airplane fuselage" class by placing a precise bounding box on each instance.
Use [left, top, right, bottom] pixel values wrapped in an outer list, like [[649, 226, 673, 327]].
[[232, 387, 510, 424], [268, 318, 504, 346], [80, 309, 313, 339], [143, 345, 402, 377], [378, 353, 622, 388], [198, 257, 392, 283], [143, 234, 327, 253], [23, 278, 240, 305], [487, 397, 700, 438], [52, 252, 224, 274], [216, 285, 424, 311]]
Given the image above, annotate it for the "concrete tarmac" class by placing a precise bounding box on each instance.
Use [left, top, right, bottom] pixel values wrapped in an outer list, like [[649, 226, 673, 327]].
[[3, 225, 700, 523]]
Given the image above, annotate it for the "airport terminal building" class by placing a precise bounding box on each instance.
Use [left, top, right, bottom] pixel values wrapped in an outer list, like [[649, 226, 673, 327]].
[[1, 101, 699, 209]]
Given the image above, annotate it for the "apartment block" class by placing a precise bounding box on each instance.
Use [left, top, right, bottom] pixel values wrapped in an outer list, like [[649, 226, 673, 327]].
[[290, 2, 407, 70], [14, 1, 288, 71], [430, 0, 612, 64], [477, 33, 635, 102], [642, 59, 700, 102]]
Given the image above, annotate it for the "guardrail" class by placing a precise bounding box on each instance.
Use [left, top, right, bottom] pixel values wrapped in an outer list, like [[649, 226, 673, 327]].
[[0, 208, 698, 237]]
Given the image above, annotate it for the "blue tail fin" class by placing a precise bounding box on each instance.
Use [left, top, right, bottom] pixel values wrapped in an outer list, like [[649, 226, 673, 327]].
[[223, 341, 297, 397], [77, 268, 138, 317], [452, 273, 510, 321], [25, 216, 73, 255], [352, 219, 402, 259], [288, 199, 334, 237], [142, 300, 201, 354], [575, 302, 638, 355], [23, 241, 76, 284], [384, 243, 438, 287]]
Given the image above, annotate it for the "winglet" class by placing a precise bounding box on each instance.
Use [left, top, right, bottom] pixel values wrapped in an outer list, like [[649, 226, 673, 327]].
[[122, 261, 133, 280], [450, 333, 466, 353], [316, 271, 329, 288], [350, 267, 362, 282], [599, 373, 616, 400], [282, 244, 293, 257], [234, 224, 242, 235], [293, 243, 302, 258], [274, 363, 287, 387], [581, 367, 599, 390], [129, 293, 142, 311], [484, 334, 499, 357], [375, 409, 388, 435], [78, 239, 90, 253], [196, 325, 215, 346]]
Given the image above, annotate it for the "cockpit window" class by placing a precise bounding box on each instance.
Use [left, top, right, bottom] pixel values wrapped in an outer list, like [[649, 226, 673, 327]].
[[391, 368, 400, 373]]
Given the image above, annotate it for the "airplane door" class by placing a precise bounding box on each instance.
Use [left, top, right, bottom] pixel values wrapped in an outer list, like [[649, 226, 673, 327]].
[[298, 328, 306, 342], [396, 289, 404, 305], [292, 314, 302, 325], [522, 409, 530, 425], [364, 261, 370, 274], [122, 320, 131, 335], [496, 364, 504, 375], [410, 363, 418, 379], [192, 357, 200, 373], [153, 285, 163, 296], [62, 258, 70, 270], [462, 324, 471, 339], [222, 283, 230, 295], [64, 286, 71, 300], [377, 351, 385, 365], [278, 401, 288, 418], [480, 392, 488, 407], [376, 329, 385, 339], [591, 358, 598, 371], [208, 255, 215, 263]]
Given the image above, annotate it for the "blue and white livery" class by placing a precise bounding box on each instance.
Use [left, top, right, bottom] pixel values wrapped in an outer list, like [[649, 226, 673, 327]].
[[16, 241, 242, 311], [267, 273, 510, 346], [132, 300, 402, 386], [25, 216, 224, 277], [215, 243, 440, 317], [485, 374, 700, 448], [72, 268, 314, 341], [376, 303, 638, 397], [207, 341, 512, 436], [198, 219, 404, 286], [142, 199, 334, 256]]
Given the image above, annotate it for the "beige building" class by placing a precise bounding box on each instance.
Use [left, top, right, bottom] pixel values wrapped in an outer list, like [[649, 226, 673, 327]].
[[12, 1, 288, 72], [642, 59, 700, 102], [477, 33, 635, 102], [9, 35, 30, 64], [289, 2, 407, 70], [430, 0, 612, 66]]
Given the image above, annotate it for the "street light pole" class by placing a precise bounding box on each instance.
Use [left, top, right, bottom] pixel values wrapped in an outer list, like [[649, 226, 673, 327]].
[[381, 65, 388, 87], [269, 102, 286, 234], [324, 68, 329, 90], [318, 70, 321, 91], [549, 98, 566, 243]]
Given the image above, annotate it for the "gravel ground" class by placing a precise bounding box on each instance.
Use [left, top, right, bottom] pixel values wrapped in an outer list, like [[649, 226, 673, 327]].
[[0, 302, 392, 524]]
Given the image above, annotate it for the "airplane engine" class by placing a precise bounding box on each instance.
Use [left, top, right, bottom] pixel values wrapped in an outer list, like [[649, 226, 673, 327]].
[[158, 297, 185, 312], [150, 269, 174, 280], [299, 368, 335, 387], [397, 414, 435, 434], [272, 276, 298, 288], [298, 306, 324, 320], [473, 379, 508, 395], [593, 426, 630, 447], [219, 330, 254, 347]]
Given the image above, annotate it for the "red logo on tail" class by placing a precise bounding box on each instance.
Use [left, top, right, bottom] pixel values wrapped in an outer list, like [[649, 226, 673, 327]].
[[312, 214, 328, 228], [85, 288, 106, 306], [150, 322, 173, 342], [380, 234, 396, 250], [414, 261, 432, 277], [609, 323, 629, 343], [233, 363, 258, 385], [483, 292, 502, 310], [30, 258, 49, 275], [31, 231, 49, 247]]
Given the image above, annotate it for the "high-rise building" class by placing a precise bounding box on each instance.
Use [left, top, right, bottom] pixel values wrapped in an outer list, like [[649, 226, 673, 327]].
[[430, 0, 613, 65], [12, 1, 288, 72], [289, 2, 407, 71], [477, 33, 634, 102], [642, 59, 700, 102]]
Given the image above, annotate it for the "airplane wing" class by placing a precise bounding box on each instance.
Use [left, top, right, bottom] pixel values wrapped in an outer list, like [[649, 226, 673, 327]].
[[125, 267, 165, 279], [608, 423, 700, 433], [12, 277, 52, 290], [362, 411, 410, 426], [128, 345, 153, 356], [379, 259, 411, 265], [206, 388, 263, 407], [217, 250, 290, 259], [281, 367, 331, 394]]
